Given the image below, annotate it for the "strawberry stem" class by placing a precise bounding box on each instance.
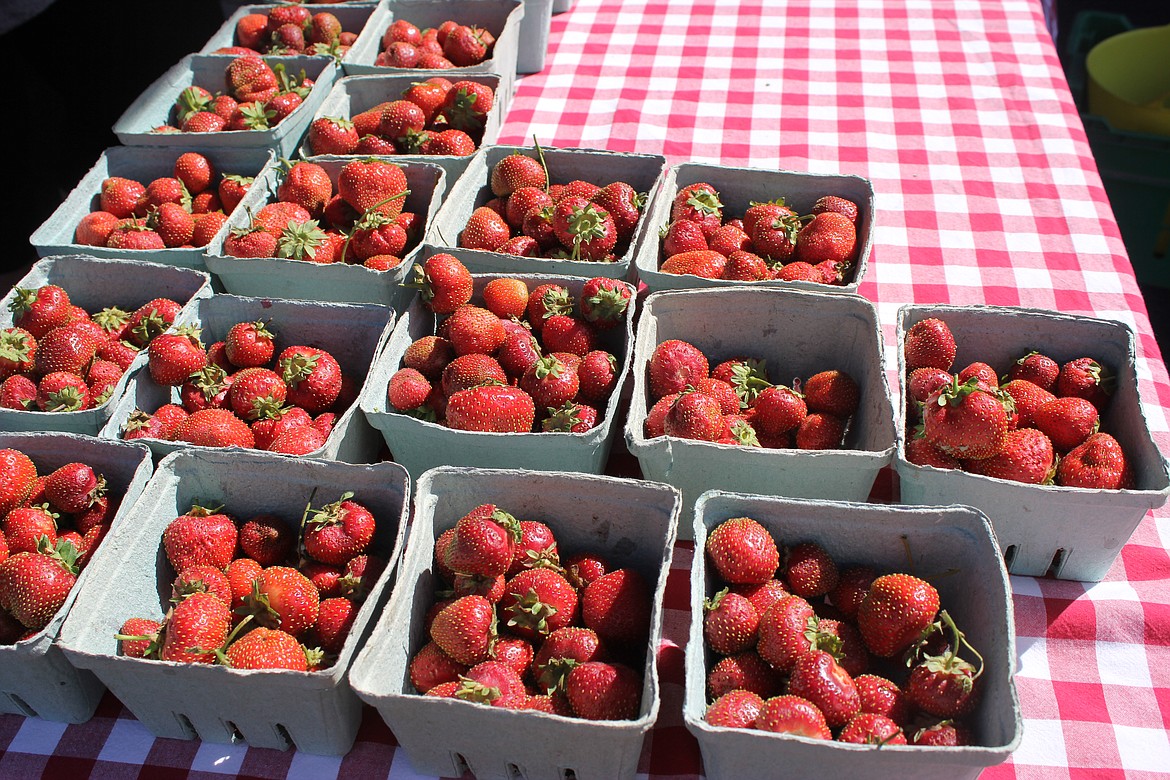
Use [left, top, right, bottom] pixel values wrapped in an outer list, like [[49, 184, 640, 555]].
[[532, 136, 550, 193]]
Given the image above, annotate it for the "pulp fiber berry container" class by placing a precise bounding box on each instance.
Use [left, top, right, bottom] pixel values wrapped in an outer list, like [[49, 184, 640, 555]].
[[29, 146, 273, 270], [345, 0, 524, 100], [634, 162, 875, 294], [99, 293, 395, 464], [685, 490, 1022, 780], [349, 466, 681, 780], [0, 433, 153, 723], [894, 304, 1170, 581], [112, 54, 338, 158], [358, 256, 636, 479], [298, 73, 505, 185], [624, 287, 897, 538], [0, 255, 212, 435], [515, 0, 552, 74], [427, 144, 669, 279], [204, 158, 445, 309], [200, 3, 389, 64], [58, 449, 410, 755]]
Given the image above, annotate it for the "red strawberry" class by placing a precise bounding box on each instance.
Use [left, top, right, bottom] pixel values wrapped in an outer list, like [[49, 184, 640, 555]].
[[0, 375, 36, 411], [227, 367, 287, 421], [647, 339, 708, 399], [491, 153, 547, 197], [387, 368, 432, 412], [1007, 350, 1060, 391], [99, 177, 147, 219], [160, 590, 230, 663], [411, 253, 473, 314], [439, 81, 494, 132], [180, 365, 232, 413], [753, 695, 831, 739], [226, 56, 278, 103], [308, 116, 359, 155], [173, 409, 256, 448], [756, 594, 816, 671], [224, 220, 279, 258], [3, 506, 58, 554], [116, 617, 163, 659], [224, 320, 275, 368], [278, 345, 343, 413], [446, 385, 535, 432], [0, 449, 38, 517], [707, 652, 779, 699], [125, 298, 182, 348], [244, 566, 320, 637], [722, 250, 771, 281], [430, 594, 496, 665], [662, 219, 708, 256], [957, 361, 998, 389], [532, 626, 604, 692], [1057, 357, 1112, 411], [218, 175, 253, 214], [443, 25, 490, 67], [225, 558, 263, 608], [37, 372, 92, 412], [904, 435, 962, 469], [337, 159, 408, 218], [783, 542, 838, 598], [441, 353, 507, 396], [303, 493, 375, 565], [224, 627, 311, 671], [456, 661, 527, 709], [855, 673, 912, 725], [8, 285, 71, 338], [703, 588, 759, 654], [923, 377, 1011, 460], [963, 427, 1055, 484], [794, 211, 856, 264], [705, 517, 778, 584], [171, 564, 231, 606], [34, 324, 101, 376], [461, 206, 511, 251], [906, 652, 980, 718], [795, 412, 846, 450], [383, 18, 422, 47], [912, 720, 972, 746], [787, 649, 860, 727], [802, 370, 859, 417], [447, 305, 507, 356], [238, 514, 295, 567], [1056, 432, 1131, 489], [590, 182, 643, 243], [500, 568, 578, 640], [752, 386, 807, 436], [1033, 396, 1098, 452], [267, 425, 327, 455], [579, 278, 632, 330], [664, 391, 724, 441], [581, 568, 651, 646], [424, 128, 477, 156], [162, 506, 237, 572], [838, 713, 907, 745], [1000, 379, 1057, 429], [0, 328, 37, 378], [43, 462, 103, 514], [520, 356, 579, 410], [565, 661, 641, 720], [445, 505, 521, 578], [410, 641, 468, 693], [904, 318, 956, 372], [314, 597, 357, 655], [671, 183, 722, 236], [706, 690, 765, 729], [660, 249, 727, 278], [857, 573, 940, 657]]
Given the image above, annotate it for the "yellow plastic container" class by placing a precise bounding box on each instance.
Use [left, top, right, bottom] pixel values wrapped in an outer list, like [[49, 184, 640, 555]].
[[1087, 23, 1170, 137]]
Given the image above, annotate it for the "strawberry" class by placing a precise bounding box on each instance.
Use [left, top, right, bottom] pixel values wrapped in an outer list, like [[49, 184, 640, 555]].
[[250, 408, 312, 450], [662, 219, 708, 256], [34, 324, 100, 376], [647, 339, 708, 399], [565, 661, 641, 720], [572, 350, 616, 405], [802, 370, 859, 418], [8, 285, 71, 338], [238, 514, 295, 567], [446, 385, 535, 432], [500, 568, 579, 640], [279, 345, 343, 413], [43, 462, 103, 515], [957, 361, 998, 389], [923, 377, 1011, 460], [235, 13, 268, 49], [443, 25, 490, 67], [490, 636, 534, 680], [1033, 396, 1098, 452], [431, 594, 496, 665], [787, 649, 860, 727], [491, 153, 547, 197], [125, 298, 182, 348], [447, 305, 507, 356], [660, 249, 727, 278], [384, 18, 423, 47], [37, 372, 92, 412], [142, 177, 188, 210], [1056, 432, 1131, 489], [753, 695, 831, 739], [224, 220, 279, 258], [307, 597, 354, 655], [722, 250, 770, 281], [854, 673, 912, 725], [550, 198, 617, 261], [0, 538, 79, 630], [590, 182, 644, 243], [904, 318, 956, 372], [755, 593, 816, 671], [268, 425, 327, 455], [160, 590, 231, 664], [751, 386, 806, 436], [913, 720, 972, 746], [441, 353, 507, 396], [218, 175, 253, 214], [162, 505, 237, 572], [838, 713, 907, 745], [507, 521, 559, 577], [387, 368, 432, 412], [964, 427, 1055, 484], [904, 434, 962, 469], [540, 315, 596, 357], [439, 81, 493, 132], [309, 12, 343, 45], [857, 573, 940, 657], [277, 162, 333, 219], [171, 565, 231, 606], [532, 625, 605, 689], [308, 116, 359, 155], [664, 391, 724, 441], [173, 408, 256, 448], [98, 177, 147, 219], [1000, 379, 1056, 429], [180, 365, 232, 413], [581, 568, 651, 646], [106, 221, 166, 250], [116, 617, 163, 659], [224, 320, 275, 368], [1006, 350, 1059, 391], [525, 283, 573, 334], [303, 493, 375, 565], [482, 278, 531, 319], [795, 413, 846, 450], [226, 56, 279, 103], [245, 566, 320, 637], [705, 517, 778, 585], [707, 652, 780, 699], [579, 278, 631, 330], [460, 206, 511, 251], [520, 356, 579, 410], [671, 183, 722, 236], [706, 690, 765, 729], [3, 506, 58, 554], [794, 211, 856, 264], [782, 542, 838, 598], [228, 367, 287, 421], [0, 376, 37, 411], [74, 212, 120, 246], [224, 627, 311, 671], [425, 129, 477, 156], [456, 661, 527, 709], [445, 505, 521, 578], [1057, 357, 1112, 411], [410, 641, 468, 693], [703, 588, 759, 654], [541, 401, 598, 432], [152, 203, 196, 247], [0, 449, 38, 517], [411, 253, 473, 314], [708, 224, 753, 257], [225, 557, 264, 609]]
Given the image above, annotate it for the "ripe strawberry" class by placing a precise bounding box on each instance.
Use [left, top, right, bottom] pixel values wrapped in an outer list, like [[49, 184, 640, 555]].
[[441, 353, 507, 397], [8, 285, 71, 338], [226, 56, 279, 103], [0, 376, 37, 411], [707, 652, 780, 699], [268, 425, 327, 455], [37, 372, 92, 412], [581, 568, 651, 646], [663, 391, 724, 441], [1032, 396, 1098, 452], [250, 407, 311, 451], [162, 506, 237, 572], [479, 279, 528, 320], [34, 324, 100, 376], [787, 649, 860, 727], [579, 278, 631, 330], [647, 339, 708, 399], [460, 206, 511, 251], [312, 597, 357, 655], [116, 617, 163, 659], [489, 635, 535, 680], [151, 203, 195, 248], [802, 370, 859, 418], [3, 506, 58, 554], [721, 250, 770, 281], [1007, 350, 1059, 391], [662, 219, 708, 256], [74, 211, 119, 246], [447, 305, 507, 356], [1057, 357, 1112, 411], [1000, 378, 1056, 429], [278, 345, 343, 413], [225, 557, 263, 609], [245, 566, 320, 638], [384, 18, 423, 47], [541, 401, 598, 432], [530, 626, 604, 692], [706, 690, 765, 729], [500, 568, 579, 640], [540, 315, 596, 357], [660, 249, 727, 278], [97, 177, 147, 219], [565, 661, 641, 720], [223, 320, 275, 368], [857, 573, 940, 657], [755, 593, 815, 671], [218, 174, 253, 214], [923, 377, 1011, 460], [179, 365, 232, 413], [411, 253, 473, 314], [308, 116, 359, 155], [782, 542, 838, 598], [705, 516, 778, 584], [171, 564, 231, 606], [303, 493, 375, 565], [237, 514, 295, 567], [106, 220, 166, 250], [912, 720, 972, 746], [906, 653, 980, 718], [1056, 432, 1131, 489], [964, 427, 1055, 484], [753, 694, 831, 739], [431, 594, 496, 665], [43, 462, 103, 515], [0, 328, 37, 379], [224, 627, 311, 671], [751, 386, 807, 436], [520, 356, 579, 410], [838, 713, 907, 745], [671, 183, 722, 236], [160, 590, 230, 664], [439, 81, 493, 131], [455, 661, 527, 709], [904, 318, 956, 372], [0, 449, 38, 517], [794, 211, 856, 265], [446, 385, 535, 432], [227, 367, 287, 421], [173, 408, 256, 448], [410, 640, 468, 693], [445, 505, 521, 579], [703, 588, 759, 654], [795, 413, 845, 450], [387, 368, 432, 412], [491, 153, 547, 197], [854, 673, 912, 725], [337, 159, 409, 219], [443, 25, 489, 67]]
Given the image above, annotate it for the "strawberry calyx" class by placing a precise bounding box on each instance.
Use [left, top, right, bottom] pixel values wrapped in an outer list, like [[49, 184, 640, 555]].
[[7, 287, 38, 317], [40, 535, 80, 576], [303, 645, 326, 670], [492, 508, 523, 546], [92, 306, 131, 333], [584, 286, 630, 322], [131, 308, 171, 345], [538, 287, 574, 319], [455, 675, 502, 704], [505, 586, 558, 636], [123, 409, 154, 434], [238, 102, 277, 130], [400, 128, 429, 153], [541, 401, 583, 433], [403, 404, 439, 422], [45, 385, 87, 412], [339, 189, 411, 263], [727, 419, 761, 447], [186, 502, 226, 518], [176, 86, 212, 122], [444, 86, 485, 131], [191, 364, 230, 402], [170, 575, 218, 605], [274, 63, 311, 98], [277, 218, 328, 260], [686, 190, 722, 216], [566, 204, 610, 261], [803, 614, 844, 657], [748, 196, 788, 208], [533, 356, 565, 381], [770, 214, 804, 245], [0, 330, 33, 363], [729, 359, 772, 406], [113, 627, 163, 659], [279, 351, 319, 387], [305, 491, 355, 530], [223, 173, 255, 187], [935, 376, 984, 408], [703, 587, 730, 613], [538, 656, 580, 694]]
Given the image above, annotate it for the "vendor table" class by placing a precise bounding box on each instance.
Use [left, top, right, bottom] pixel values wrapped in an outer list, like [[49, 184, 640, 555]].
[[3, 0, 1169, 777]]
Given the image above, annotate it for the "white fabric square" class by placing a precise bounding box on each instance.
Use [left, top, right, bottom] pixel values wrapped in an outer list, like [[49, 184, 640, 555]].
[[1009, 718, 1067, 766], [1095, 641, 1153, 688], [96, 719, 157, 765], [1115, 725, 1170, 772], [5, 718, 66, 756]]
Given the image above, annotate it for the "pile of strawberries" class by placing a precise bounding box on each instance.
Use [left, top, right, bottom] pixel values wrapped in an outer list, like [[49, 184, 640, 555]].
[[903, 317, 1131, 489], [409, 503, 651, 719], [118, 317, 352, 455], [2, 287, 185, 413], [116, 493, 384, 671], [155, 56, 313, 134], [308, 77, 492, 157], [458, 151, 646, 262], [658, 184, 860, 285], [373, 18, 495, 70], [222, 159, 420, 270], [643, 340, 859, 450], [74, 153, 252, 251], [213, 6, 357, 57], [0, 449, 120, 642], [387, 254, 628, 433], [701, 517, 983, 746]]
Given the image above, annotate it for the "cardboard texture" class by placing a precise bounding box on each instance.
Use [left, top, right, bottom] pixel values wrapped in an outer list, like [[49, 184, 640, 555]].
[[894, 304, 1170, 581], [57, 449, 411, 755], [201, 3, 388, 65], [685, 491, 1022, 780], [0, 433, 153, 723], [349, 466, 681, 780], [30, 146, 274, 270], [99, 293, 395, 464], [298, 73, 503, 185], [204, 158, 445, 309], [358, 256, 636, 480], [345, 0, 524, 103], [428, 144, 668, 279], [624, 287, 897, 538], [0, 255, 212, 435], [516, 0, 552, 74], [634, 162, 875, 295], [113, 54, 338, 158]]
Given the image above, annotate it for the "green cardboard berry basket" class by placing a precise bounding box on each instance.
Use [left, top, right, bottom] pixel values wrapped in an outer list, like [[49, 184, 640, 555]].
[[201, 3, 389, 67]]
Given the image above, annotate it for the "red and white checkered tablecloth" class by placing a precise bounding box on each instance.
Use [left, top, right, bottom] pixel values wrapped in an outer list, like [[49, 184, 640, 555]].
[[3, 0, 1170, 777]]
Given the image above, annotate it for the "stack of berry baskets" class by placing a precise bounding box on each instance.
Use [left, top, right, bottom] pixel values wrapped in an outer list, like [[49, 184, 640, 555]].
[[204, 156, 445, 308], [0, 432, 153, 723], [199, 3, 390, 67], [0, 255, 211, 435], [894, 305, 1170, 581], [57, 449, 410, 755], [426, 144, 668, 278], [684, 490, 1021, 779], [359, 249, 636, 479], [30, 147, 274, 270], [112, 54, 338, 158], [624, 286, 897, 536], [634, 162, 875, 294], [299, 73, 505, 185], [344, 0, 524, 105], [349, 466, 681, 779], [99, 293, 395, 464]]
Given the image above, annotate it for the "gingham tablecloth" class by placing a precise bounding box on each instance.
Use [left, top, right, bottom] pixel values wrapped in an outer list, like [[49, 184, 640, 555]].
[[3, 0, 1169, 777]]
